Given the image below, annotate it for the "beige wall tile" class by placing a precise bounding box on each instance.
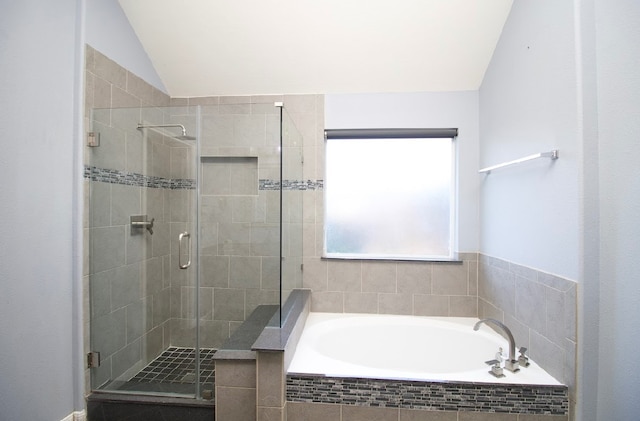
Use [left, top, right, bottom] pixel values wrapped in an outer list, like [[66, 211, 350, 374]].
[[200, 255, 230, 288], [257, 406, 284, 421], [328, 260, 362, 292], [362, 261, 397, 293], [303, 258, 328, 291], [518, 415, 568, 421], [449, 295, 478, 317], [111, 85, 141, 108], [344, 292, 378, 313], [432, 262, 468, 295], [93, 49, 127, 90], [397, 262, 432, 294], [216, 360, 256, 388], [414, 294, 449, 316], [379, 293, 413, 315], [213, 288, 245, 321], [458, 411, 516, 421], [230, 256, 262, 289], [216, 386, 256, 421], [311, 291, 343, 312], [342, 405, 398, 421], [199, 319, 233, 349], [287, 402, 341, 421], [126, 71, 154, 105], [257, 352, 284, 407], [400, 408, 458, 421]]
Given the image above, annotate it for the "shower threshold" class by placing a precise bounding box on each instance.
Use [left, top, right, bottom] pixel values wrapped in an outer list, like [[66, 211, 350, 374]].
[[100, 347, 217, 398]]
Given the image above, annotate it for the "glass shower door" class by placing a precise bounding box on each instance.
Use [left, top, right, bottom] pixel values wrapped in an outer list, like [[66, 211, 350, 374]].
[[280, 107, 304, 313], [87, 106, 203, 397]]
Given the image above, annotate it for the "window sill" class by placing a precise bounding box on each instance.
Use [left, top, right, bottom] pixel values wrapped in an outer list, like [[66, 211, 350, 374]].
[[320, 254, 463, 264]]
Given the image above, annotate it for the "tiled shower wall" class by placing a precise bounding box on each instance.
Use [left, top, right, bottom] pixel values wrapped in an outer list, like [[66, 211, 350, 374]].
[[84, 46, 306, 392], [84, 45, 192, 389], [166, 97, 304, 348]]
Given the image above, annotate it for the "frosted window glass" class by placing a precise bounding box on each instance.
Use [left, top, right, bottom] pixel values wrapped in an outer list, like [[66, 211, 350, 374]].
[[324, 137, 454, 260]]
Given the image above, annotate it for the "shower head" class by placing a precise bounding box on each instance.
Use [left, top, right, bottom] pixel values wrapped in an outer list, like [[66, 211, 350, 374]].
[[137, 123, 196, 141]]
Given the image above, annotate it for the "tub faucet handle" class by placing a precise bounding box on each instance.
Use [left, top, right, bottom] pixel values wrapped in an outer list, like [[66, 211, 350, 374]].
[[485, 359, 505, 378], [518, 347, 530, 367]]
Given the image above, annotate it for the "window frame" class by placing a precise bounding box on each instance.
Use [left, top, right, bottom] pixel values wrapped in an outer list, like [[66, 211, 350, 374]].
[[322, 128, 459, 262]]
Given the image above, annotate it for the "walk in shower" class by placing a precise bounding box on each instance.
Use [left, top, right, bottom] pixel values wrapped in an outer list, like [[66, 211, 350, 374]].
[[86, 101, 303, 400]]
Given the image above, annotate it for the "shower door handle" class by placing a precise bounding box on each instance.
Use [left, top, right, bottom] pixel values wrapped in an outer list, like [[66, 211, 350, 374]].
[[178, 232, 191, 269]]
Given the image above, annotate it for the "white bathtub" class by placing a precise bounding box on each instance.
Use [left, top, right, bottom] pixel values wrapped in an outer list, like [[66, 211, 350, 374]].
[[288, 312, 561, 386]]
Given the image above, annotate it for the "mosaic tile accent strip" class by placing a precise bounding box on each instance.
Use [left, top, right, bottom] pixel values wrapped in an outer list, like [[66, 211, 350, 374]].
[[85, 166, 322, 191], [130, 347, 216, 385], [85, 165, 196, 190], [287, 375, 568, 415], [260, 179, 324, 191]]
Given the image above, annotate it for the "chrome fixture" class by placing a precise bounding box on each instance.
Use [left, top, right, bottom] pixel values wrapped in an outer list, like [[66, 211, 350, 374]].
[[518, 346, 530, 367], [473, 318, 520, 373], [178, 232, 191, 269], [130, 215, 154, 235], [137, 123, 196, 141], [87, 131, 100, 147], [479, 149, 559, 174], [87, 351, 101, 368], [484, 357, 505, 378]]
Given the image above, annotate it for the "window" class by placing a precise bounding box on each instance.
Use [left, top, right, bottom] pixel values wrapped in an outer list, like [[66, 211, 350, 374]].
[[324, 128, 457, 261]]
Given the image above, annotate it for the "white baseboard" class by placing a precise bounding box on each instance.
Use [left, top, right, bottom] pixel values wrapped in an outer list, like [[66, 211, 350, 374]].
[[60, 410, 86, 421]]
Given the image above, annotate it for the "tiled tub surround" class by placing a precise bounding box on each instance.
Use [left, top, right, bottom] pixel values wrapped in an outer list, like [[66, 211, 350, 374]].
[[287, 376, 568, 415], [299, 255, 576, 397], [285, 312, 567, 419], [303, 255, 480, 317], [478, 255, 577, 395]]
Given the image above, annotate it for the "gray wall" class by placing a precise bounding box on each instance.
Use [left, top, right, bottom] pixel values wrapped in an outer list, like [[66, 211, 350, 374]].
[[1, 0, 177, 417], [594, 0, 640, 418], [479, 0, 581, 282], [480, 0, 640, 419], [478, 0, 582, 411], [85, 0, 166, 93], [0, 0, 83, 419]]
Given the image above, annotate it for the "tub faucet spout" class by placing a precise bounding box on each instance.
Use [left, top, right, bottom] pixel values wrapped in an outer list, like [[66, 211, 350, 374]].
[[473, 318, 520, 372]]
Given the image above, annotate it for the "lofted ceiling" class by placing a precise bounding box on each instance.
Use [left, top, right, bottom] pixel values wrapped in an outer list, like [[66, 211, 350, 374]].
[[118, 0, 513, 97]]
